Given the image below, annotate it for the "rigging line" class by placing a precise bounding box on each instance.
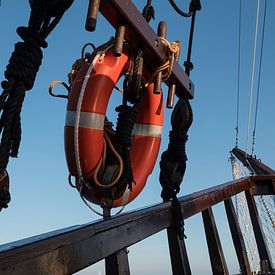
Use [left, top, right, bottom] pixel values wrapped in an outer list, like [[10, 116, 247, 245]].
[[235, 0, 242, 148], [251, 0, 268, 156], [245, 0, 260, 155]]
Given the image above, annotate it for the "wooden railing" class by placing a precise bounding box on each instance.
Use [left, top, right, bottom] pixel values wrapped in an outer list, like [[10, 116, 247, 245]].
[[0, 175, 274, 275]]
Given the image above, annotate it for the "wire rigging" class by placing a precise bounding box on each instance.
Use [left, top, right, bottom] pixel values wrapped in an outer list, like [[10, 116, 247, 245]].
[[235, 0, 242, 148], [245, 0, 260, 155], [251, 0, 268, 156]]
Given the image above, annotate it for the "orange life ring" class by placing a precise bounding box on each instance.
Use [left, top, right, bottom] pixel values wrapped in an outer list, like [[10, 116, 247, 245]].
[[64, 44, 164, 208]]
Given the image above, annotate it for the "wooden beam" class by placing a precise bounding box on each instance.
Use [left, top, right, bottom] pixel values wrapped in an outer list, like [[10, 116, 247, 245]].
[[245, 189, 273, 272], [99, 0, 194, 99], [251, 175, 275, 196], [105, 249, 130, 275], [224, 198, 252, 275], [232, 147, 275, 176], [202, 207, 229, 275], [166, 227, 192, 275], [0, 177, 255, 274]]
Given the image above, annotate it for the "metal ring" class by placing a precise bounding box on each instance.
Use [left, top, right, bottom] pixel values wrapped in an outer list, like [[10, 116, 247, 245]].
[[81, 43, 96, 60]]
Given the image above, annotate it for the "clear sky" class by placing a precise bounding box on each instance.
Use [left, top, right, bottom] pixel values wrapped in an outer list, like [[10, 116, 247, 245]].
[[0, 1, 274, 274]]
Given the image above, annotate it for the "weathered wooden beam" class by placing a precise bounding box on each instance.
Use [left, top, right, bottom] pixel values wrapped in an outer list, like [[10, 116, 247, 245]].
[[202, 207, 229, 275], [251, 175, 275, 196], [232, 147, 275, 176], [105, 249, 130, 275], [0, 177, 255, 275], [245, 189, 273, 272], [166, 227, 192, 275], [99, 0, 194, 99], [224, 198, 252, 275], [104, 208, 130, 275]]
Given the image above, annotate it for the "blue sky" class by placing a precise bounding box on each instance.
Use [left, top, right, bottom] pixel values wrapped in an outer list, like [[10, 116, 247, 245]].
[[0, 1, 274, 274]]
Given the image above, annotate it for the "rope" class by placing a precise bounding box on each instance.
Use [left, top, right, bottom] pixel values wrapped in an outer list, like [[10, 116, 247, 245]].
[[235, 0, 242, 148], [152, 38, 180, 82], [159, 99, 193, 239], [167, 0, 193, 17], [142, 0, 155, 22], [93, 132, 124, 189], [0, 0, 73, 174], [73, 45, 113, 196], [167, 0, 201, 76], [79, 186, 126, 217], [245, 0, 260, 155], [251, 0, 268, 156]]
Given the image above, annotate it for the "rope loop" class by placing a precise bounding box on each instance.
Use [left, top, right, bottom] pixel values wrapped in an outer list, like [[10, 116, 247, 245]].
[[0, 0, 73, 178], [152, 38, 180, 82]]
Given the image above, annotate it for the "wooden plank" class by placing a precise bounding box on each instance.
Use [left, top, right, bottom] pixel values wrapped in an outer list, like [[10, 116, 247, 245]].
[[232, 147, 275, 175], [105, 249, 130, 275], [167, 227, 192, 275], [252, 175, 275, 195], [0, 177, 255, 274], [224, 198, 252, 275], [103, 208, 130, 275], [202, 207, 229, 275], [99, 0, 194, 99], [245, 189, 273, 272]]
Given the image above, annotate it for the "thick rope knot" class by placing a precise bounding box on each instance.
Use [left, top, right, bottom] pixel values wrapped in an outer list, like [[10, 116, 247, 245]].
[[152, 38, 180, 82], [5, 41, 43, 91], [0, 170, 10, 211], [115, 105, 139, 149], [17, 26, 48, 48], [166, 131, 188, 162], [142, 0, 155, 23]]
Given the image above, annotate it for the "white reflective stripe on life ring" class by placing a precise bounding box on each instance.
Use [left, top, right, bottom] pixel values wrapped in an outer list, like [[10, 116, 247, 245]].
[[66, 110, 105, 130], [133, 123, 162, 137]]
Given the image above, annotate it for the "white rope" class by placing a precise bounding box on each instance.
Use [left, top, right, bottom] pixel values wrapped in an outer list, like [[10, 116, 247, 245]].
[[74, 44, 112, 216], [73, 43, 126, 217], [245, 0, 260, 155]]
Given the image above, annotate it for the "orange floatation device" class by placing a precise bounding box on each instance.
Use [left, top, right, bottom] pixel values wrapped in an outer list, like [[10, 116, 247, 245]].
[[64, 42, 164, 208]]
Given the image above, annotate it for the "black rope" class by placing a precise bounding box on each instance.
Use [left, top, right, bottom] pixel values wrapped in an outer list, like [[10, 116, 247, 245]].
[[252, 0, 268, 156], [142, 0, 155, 22], [0, 171, 10, 211], [107, 2, 154, 200], [168, 0, 201, 18], [159, 99, 193, 239], [110, 72, 145, 200], [235, 0, 242, 148], [0, 0, 74, 174]]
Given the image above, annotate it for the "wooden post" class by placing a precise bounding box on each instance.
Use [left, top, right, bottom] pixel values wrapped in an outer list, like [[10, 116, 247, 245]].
[[104, 209, 130, 275], [224, 199, 252, 275], [245, 189, 273, 272], [202, 207, 229, 275], [167, 226, 192, 275]]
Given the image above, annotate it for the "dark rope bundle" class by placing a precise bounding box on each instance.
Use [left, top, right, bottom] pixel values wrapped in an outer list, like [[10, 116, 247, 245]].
[[142, 0, 155, 22], [0, 0, 74, 173], [0, 0, 74, 210], [104, 1, 153, 200], [0, 171, 10, 211], [110, 63, 145, 200], [159, 99, 193, 239]]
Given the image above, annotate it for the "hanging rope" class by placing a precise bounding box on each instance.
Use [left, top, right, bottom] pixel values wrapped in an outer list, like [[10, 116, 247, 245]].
[[0, 0, 74, 174], [251, 0, 268, 156], [142, 0, 155, 22], [160, 99, 193, 239], [152, 38, 180, 81], [245, 0, 260, 155], [167, 0, 201, 76], [0, 0, 74, 211], [235, 0, 242, 148], [168, 0, 194, 17]]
